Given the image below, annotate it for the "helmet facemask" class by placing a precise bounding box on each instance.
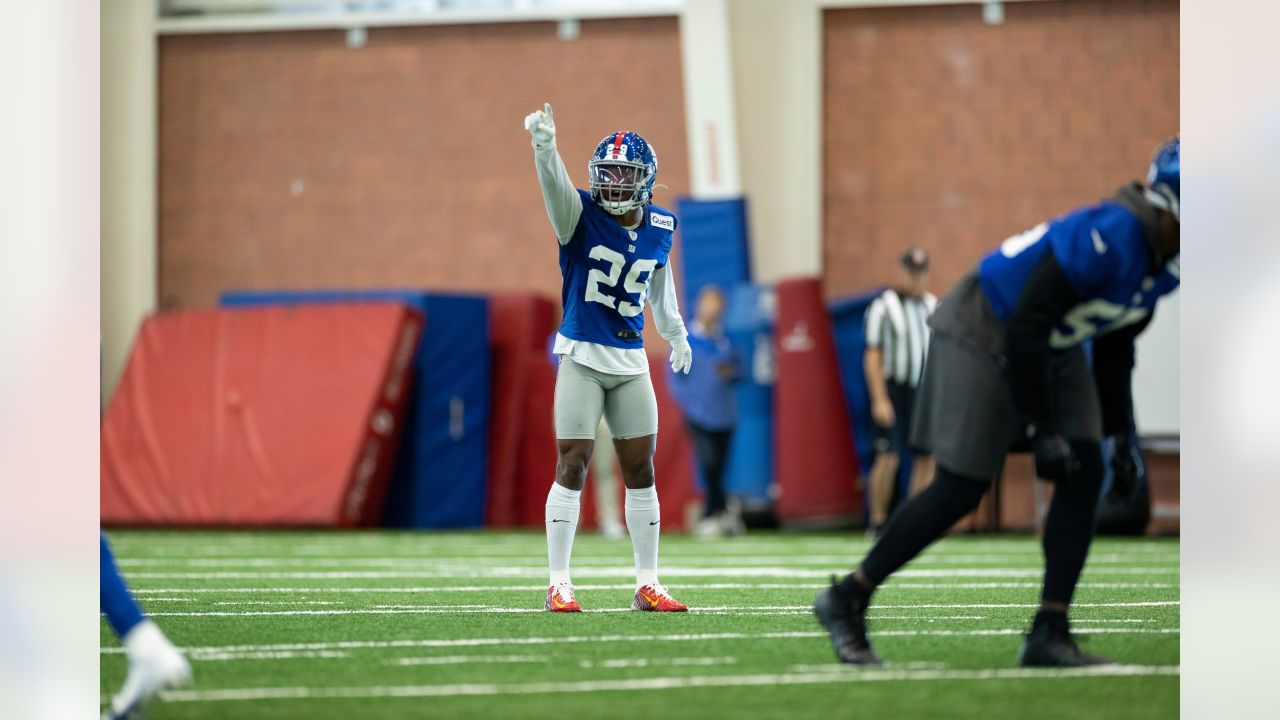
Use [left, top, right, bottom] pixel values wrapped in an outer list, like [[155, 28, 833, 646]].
[[589, 160, 653, 215]]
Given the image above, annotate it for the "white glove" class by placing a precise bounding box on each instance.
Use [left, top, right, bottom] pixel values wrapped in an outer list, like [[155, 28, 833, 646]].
[[669, 336, 692, 374], [523, 102, 556, 148]]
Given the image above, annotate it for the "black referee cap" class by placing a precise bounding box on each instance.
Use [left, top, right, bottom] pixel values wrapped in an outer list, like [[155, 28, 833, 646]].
[[900, 246, 930, 272]]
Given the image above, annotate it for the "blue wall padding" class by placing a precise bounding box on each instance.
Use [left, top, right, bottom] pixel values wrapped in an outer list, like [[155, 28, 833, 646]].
[[675, 196, 752, 313], [220, 289, 490, 529], [722, 283, 775, 504], [829, 288, 914, 504]]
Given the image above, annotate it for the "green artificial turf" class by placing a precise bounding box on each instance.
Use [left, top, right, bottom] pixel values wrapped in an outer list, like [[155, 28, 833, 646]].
[[101, 531, 1179, 719]]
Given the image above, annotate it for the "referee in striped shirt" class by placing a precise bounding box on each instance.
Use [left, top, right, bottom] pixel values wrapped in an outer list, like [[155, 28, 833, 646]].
[[863, 247, 938, 536]]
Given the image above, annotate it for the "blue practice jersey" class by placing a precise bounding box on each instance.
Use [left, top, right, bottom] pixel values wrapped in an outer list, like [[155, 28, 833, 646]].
[[558, 189, 677, 349], [979, 200, 1179, 350]]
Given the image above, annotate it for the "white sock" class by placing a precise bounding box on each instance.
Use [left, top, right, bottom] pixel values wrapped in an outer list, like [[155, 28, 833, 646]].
[[625, 485, 661, 588], [546, 482, 581, 586]]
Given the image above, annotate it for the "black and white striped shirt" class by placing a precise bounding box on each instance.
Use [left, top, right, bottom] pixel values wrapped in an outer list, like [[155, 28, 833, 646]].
[[865, 289, 938, 388]]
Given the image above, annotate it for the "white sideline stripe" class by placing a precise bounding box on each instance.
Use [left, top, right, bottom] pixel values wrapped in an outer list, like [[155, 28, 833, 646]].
[[155, 665, 1180, 702], [392, 655, 548, 666], [103, 626, 1178, 656], [125, 566, 1178, 580], [140, 600, 1176, 618], [131, 582, 1177, 594]]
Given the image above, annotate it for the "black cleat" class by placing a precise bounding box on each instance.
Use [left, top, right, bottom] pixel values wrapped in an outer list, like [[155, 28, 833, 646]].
[[813, 578, 882, 666], [1018, 614, 1113, 667]]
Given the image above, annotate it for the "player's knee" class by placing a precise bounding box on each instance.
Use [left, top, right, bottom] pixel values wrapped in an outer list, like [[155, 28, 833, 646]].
[[556, 443, 591, 489], [618, 455, 654, 487], [1067, 440, 1104, 495]]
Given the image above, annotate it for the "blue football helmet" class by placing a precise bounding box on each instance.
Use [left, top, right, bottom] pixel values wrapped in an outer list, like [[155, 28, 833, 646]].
[[1145, 136, 1179, 221], [588, 131, 658, 215]]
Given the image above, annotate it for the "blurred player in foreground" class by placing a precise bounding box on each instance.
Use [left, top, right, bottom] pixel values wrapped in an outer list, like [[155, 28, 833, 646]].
[[101, 532, 191, 718], [815, 138, 1180, 666], [525, 103, 692, 613]]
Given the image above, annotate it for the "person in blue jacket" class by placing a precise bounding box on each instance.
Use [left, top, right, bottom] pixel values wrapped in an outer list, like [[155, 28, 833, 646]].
[[669, 285, 743, 538], [815, 138, 1180, 668]]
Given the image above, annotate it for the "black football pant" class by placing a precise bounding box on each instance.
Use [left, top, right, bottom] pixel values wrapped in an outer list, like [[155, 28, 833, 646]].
[[687, 422, 733, 518], [855, 441, 1104, 607]]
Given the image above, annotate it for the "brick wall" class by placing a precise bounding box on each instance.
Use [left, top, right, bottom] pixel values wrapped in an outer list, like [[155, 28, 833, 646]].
[[158, 18, 688, 309], [822, 0, 1179, 298]]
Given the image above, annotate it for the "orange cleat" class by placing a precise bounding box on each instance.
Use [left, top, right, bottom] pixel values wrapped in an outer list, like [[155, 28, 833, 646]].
[[632, 584, 689, 612], [545, 583, 582, 612]]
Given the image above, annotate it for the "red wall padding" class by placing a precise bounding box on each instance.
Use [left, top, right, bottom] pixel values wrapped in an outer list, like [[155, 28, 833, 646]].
[[102, 304, 422, 527], [773, 278, 862, 524], [650, 361, 699, 531], [515, 354, 559, 527], [485, 293, 556, 527]]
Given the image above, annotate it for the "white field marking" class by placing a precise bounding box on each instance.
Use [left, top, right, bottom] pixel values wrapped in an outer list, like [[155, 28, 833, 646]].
[[212, 600, 344, 606], [580, 656, 738, 669], [370, 604, 490, 610], [152, 665, 1180, 703], [123, 566, 1179, 580], [109, 536, 1177, 550], [102, 631, 832, 656], [130, 581, 1178, 595], [646, 610, 994, 620], [139, 600, 1175, 618], [102, 627, 1177, 657], [197, 650, 351, 662], [115, 553, 1177, 568], [139, 605, 825, 618], [392, 655, 548, 667], [870, 601, 1179, 610], [789, 661, 948, 673]]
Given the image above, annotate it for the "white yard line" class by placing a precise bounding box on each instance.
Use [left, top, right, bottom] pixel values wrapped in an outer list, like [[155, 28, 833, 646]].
[[392, 655, 548, 666], [580, 657, 738, 669], [151, 665, 1180, 702], [102, 631, 834, 655], [198, 650, 351, 662], [123, 567, 1178, 580], [138, 600, 1176, 618], [115, 553, 1177, 567], [212, 600, 346, 606], [130, 581, 1177, 595], [103, 626, 1178, 656], [108, 538, 1177, 552]]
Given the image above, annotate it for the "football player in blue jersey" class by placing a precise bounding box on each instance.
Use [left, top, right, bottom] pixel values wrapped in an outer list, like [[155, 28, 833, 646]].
[[524, 103, 693, 613], [815, 138, 1180, 667]]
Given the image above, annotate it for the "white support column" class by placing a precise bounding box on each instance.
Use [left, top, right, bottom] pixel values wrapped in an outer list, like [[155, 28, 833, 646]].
[[678, 0, 743, 198], [727, 0, 823, 283], [101, 0, 158, 406]]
